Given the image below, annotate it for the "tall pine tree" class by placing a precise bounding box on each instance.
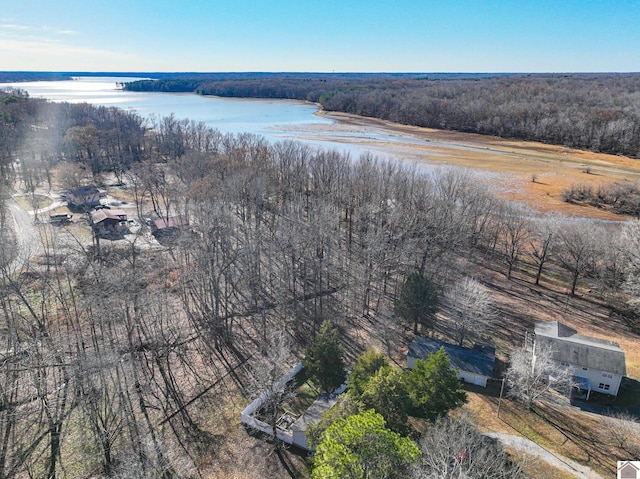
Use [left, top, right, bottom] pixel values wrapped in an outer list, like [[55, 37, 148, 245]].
[[406, 347, 467, 420], [395, 272, 438, 335], [304, 321, 347, 393]]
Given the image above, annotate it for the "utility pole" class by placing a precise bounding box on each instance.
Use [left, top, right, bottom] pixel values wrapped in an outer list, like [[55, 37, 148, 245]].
[[497, 377, 505, 418]]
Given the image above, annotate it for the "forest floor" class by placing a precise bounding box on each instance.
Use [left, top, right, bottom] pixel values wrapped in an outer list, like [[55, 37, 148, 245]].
[[309, 111, 640, 220], [5, 121, 640, 478]]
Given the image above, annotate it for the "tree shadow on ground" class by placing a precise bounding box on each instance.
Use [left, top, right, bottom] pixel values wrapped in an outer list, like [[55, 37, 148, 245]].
[[533, 399, 616, 476]]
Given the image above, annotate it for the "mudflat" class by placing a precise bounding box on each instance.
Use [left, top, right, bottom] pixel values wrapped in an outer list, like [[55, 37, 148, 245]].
[[303, 111, 640, 220]]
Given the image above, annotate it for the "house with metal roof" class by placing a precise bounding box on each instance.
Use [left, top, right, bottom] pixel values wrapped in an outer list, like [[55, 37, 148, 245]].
[[239, 363, 346, 451], [289, 393, 339, 450], [407, 336, 496, 387], [534, 321, 626, 398], [67, 185, 105, 209], [90, 208, 128, 235]]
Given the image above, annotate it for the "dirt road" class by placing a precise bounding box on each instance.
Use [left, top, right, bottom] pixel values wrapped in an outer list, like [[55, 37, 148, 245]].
[[6, 198, 41, 271], [485, 432, 605, 479]]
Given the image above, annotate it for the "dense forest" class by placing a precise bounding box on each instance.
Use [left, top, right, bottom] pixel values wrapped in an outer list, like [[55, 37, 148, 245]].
[[125, 73, 640, 158], [1, 87, 639, 478]]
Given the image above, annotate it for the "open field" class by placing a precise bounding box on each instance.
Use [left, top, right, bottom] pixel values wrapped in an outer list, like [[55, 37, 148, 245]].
[[310, 111, 640, 220]]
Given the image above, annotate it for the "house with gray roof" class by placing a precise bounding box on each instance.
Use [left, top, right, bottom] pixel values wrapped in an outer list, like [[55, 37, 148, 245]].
[[67, 185, 105, 209], [407, 336, 496, 387], [534, 321, 626, 398]]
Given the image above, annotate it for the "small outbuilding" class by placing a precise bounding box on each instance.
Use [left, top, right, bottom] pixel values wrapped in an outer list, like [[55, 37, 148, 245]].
[[151, 216, 188, 235], [407, 336, 496, 388], [290, 393, 339, 450], [49, 213, 73, 224], [240, 363, 346, 451]]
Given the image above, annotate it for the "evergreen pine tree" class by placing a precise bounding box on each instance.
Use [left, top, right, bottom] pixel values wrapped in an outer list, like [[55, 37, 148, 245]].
[[304, 320, 347, 393]]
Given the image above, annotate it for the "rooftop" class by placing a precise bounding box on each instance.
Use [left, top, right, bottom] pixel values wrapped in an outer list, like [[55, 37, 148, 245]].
[[90, 209, 128, 224], [69, 185, 101, 195], [534, 321, 623, 352], [153, 216, 188, 230], [289, 393, 338, 432], [534, 321, 626, 376], [407, 336, 496, 378]]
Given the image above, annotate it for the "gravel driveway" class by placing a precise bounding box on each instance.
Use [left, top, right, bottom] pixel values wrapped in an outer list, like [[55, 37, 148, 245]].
[[5, 198, 41, 271], [485, 432, 605, 479]]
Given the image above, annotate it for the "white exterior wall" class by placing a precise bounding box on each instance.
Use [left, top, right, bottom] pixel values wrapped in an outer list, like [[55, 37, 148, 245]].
[[407, 355, 488, 388], [239, 362, 303, 444], [458, 370, 488, 387], [570, 364, 623, 396], [407, 356, 418, 369], [292, 430, 308, 450]]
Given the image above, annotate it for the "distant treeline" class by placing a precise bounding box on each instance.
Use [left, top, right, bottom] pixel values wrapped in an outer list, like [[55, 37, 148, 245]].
[[0, 72, 73, 82], [126, 73, 640, 158]]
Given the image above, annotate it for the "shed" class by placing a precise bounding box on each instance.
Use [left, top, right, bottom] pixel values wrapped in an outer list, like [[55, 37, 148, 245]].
[[50, 213, 73, 224], [407, 336, 496, 387], [290, 393, 339, 450]]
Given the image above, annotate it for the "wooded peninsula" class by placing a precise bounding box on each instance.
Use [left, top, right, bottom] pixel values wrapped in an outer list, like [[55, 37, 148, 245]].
[[123, 72, 640, 158]]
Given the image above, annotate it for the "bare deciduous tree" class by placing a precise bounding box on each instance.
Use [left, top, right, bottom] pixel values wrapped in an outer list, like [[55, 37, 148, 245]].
[[555, 219, 603, 295], [529, 214, 560, 286], [246, 328, 296, 451], [499, 204, 531, 280], [603, 411, 640, 457], [506, 344, 575, 409], [412, 415, 524, 479], [622, 220, 640, 313], [444, 277, 496, 347]]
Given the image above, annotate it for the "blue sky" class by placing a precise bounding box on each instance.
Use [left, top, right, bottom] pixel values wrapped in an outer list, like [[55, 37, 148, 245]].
[[1, 0, 638, 72]]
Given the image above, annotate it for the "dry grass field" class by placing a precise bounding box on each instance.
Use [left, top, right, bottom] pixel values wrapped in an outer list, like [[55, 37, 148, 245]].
[[314, 111, 640, 220]]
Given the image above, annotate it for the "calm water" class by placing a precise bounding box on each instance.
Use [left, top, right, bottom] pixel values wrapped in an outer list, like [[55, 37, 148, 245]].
[[0, 76, 345, 148]]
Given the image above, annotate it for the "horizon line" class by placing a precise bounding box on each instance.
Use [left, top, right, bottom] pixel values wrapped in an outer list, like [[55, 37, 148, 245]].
[[2, 70, 640, 75]]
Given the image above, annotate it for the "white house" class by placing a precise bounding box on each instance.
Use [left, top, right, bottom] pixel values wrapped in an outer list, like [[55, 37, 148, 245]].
[[407, 336, 496, 388], [533, 321, 626, 398]]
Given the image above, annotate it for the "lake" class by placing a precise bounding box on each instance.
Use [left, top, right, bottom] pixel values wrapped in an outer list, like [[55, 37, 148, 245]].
[[0, 76, 374, 155]]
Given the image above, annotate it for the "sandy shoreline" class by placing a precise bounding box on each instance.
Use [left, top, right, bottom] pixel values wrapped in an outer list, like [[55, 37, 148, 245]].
[[296, 110, 640, 220]]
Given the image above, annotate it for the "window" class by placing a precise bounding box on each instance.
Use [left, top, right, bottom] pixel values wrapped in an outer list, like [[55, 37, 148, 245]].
[[598, 383, 610, 391], [601, 372, 613, 379]]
